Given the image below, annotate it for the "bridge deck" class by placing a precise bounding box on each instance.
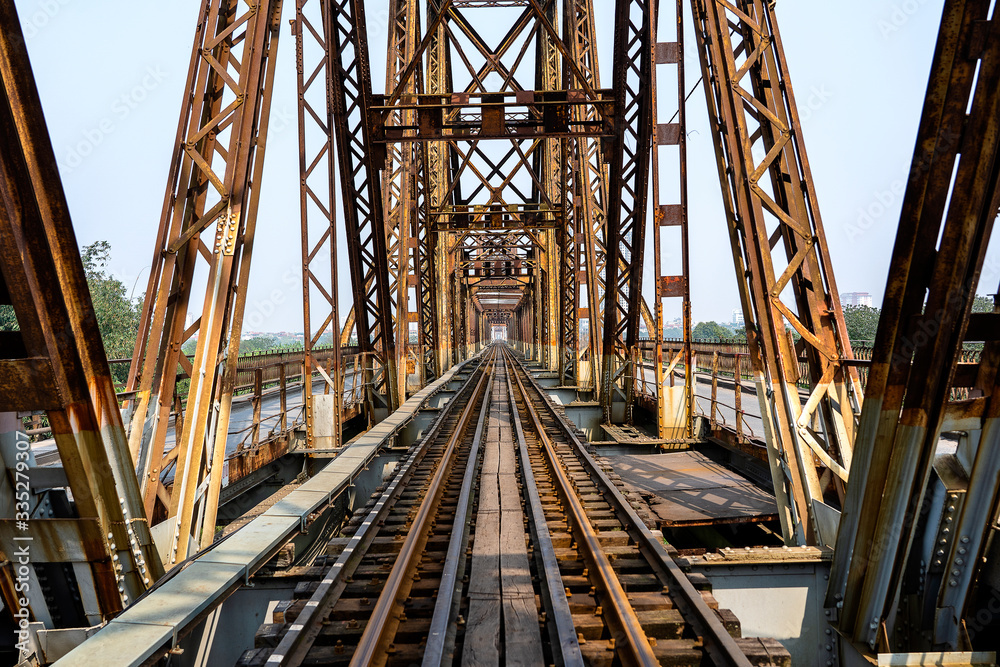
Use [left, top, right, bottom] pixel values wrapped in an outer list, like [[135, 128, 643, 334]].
[[52, 358, 478, 667], [608, 451, 778, 528]]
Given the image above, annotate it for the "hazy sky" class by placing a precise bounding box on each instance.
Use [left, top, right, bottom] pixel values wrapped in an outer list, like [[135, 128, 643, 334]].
[[13, 0, 998, 332]]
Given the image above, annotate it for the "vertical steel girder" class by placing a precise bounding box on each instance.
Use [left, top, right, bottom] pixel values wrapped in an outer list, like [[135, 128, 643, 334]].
[[651, 0, 694, 438], [537, 0, 563, 374], [295, 0, 343, 451], [0, 2, 163, 615], [329, 0, 399, 422], [559, 137, 578, 386], [127, 0, 283, 560], [828, 0, 1000, 649], [555, 5, 577, 387], [691, 0, 858, 545], [565, 0, 609, 394], [600, 0, 654, 424], [383, 0, 423, 402], [426, 0, 451, 376], [415, 147, 439, 384]]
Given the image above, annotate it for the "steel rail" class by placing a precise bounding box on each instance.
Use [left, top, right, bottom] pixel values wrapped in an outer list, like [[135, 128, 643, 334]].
[[348, 345, 500, 666], [504, 346, 660, 666], [264, 353, 492, 667], [421, 355, 496, 666], [502, 355, 584, 666], [506, 349, 754, 667]]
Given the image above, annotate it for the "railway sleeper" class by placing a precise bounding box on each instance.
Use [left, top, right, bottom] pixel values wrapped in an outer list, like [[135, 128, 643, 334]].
[[240, 351, 792, 667]]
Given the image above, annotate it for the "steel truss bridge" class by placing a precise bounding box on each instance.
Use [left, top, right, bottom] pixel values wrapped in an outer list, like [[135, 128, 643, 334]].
[[0, 0, 999, 664]]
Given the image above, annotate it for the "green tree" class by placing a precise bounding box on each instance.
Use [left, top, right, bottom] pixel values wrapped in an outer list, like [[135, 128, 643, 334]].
[[842, 304, 881, 343], [81, 241, 143, 387], [0, 305, 16, 331], [972, 294, 995, 313], [239, 336, 279, 353], [692, 321, 731, 340]]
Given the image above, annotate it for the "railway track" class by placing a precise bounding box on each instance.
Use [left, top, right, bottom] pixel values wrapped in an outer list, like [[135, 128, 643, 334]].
[[237, 344, 790, 666]]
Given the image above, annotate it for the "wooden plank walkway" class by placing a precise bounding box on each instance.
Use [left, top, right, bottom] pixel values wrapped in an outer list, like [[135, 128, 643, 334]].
[[463, 366, 543, 666]]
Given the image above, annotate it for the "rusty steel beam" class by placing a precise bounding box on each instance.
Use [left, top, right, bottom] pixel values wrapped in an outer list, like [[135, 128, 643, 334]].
[[0, 1, 163, 618], [537, 0, 562, 374], [828, 0, 1000, 649], [426, 0, 455, 373], [691, 0, 859, 546], [415, 144, 439, 385], [600, 0, 655, 424], [566, 0, 610, 396], [383, 0, 421, 404], [651, 0, 694, 439], [559, 136, 579, 387], [370, 92, 612, 142], [126, 0, 283, 562], [329, 0, 399, 423], [294, 0, 343, 451], [359, 1, 610, 386]]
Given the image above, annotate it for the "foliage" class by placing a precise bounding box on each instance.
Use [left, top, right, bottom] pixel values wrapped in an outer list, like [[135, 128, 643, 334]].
[[732, 325, 747, 340], [972, 294, 995, 313], [841, 304, 881, 343], [239, 336, 279, 353], [81, 241, 143, 387], [1, 241, 140, 391], [839, 296, 993, 346], [692, 321, 731, 340], [0, 305, 16, 331]]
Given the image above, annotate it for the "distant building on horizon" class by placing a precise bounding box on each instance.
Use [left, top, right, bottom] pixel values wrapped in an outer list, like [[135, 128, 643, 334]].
[[731, 309, 744, 327], [841, 292, 873, 307]]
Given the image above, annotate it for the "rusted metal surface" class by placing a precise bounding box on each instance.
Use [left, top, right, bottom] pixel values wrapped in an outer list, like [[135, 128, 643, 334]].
[[691, 0, 860, 546], [55, 357, 481, 667], [124, 0, 284, 560], [505, 347, 759, 666], [322, 0, 624, 405], [381, 0, 422, 405], [329, 0, 399, 423], [828, 0, 1000, 650], [650, 0, 694, 439], [600, 0, 655, 425], [347, 349, 495, 666], [294, 0, 344, 451], [566, 0, 610, 394], [0, 0, 162, 621], [15, 0, 1000, 659], [510, 350, 660, 664]]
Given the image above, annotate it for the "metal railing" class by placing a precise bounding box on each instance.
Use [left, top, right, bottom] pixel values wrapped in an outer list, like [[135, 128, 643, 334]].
[[635, 338, 984, 445], [24, 345, 364, 443]]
